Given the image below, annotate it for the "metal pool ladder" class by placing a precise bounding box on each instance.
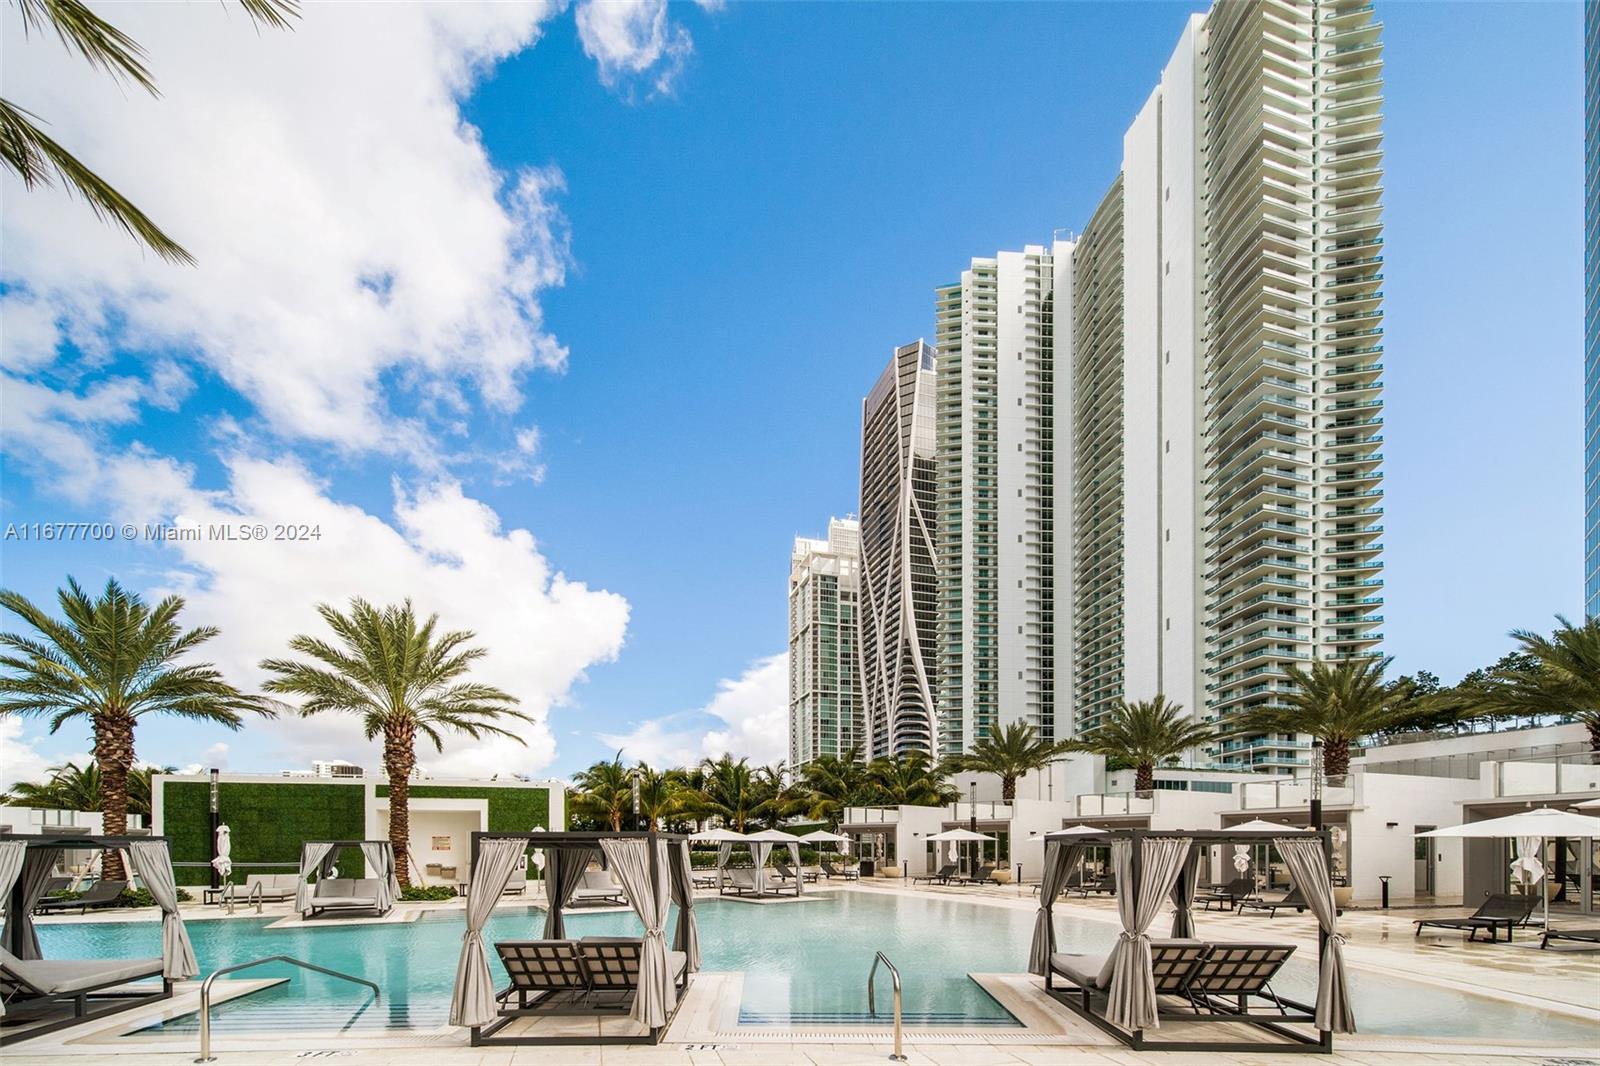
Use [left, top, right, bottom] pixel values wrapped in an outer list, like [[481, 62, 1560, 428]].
[[867, 950, 907, 1062], [193, 955, 379, 1063]]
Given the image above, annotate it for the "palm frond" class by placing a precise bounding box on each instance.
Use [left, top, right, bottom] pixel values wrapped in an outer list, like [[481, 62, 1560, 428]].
[[14, 0, 157, 93]]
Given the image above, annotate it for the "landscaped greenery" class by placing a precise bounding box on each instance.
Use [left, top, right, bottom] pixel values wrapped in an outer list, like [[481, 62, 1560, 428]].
[[399, 884, 457, 901], [163, 779, 365, 886]]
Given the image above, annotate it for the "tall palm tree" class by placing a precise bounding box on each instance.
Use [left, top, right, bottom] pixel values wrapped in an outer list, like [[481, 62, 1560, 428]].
[[750, 761, 794, 830], [1068, 696, 1213, 791], [792, 746, 868, 826], [667, 765, 714, 831], [698, 754, 757, 832], [3, 0, 297, 263], [633, 763, 681, 831], [947, 722, 1070, 802], [260, 598, 528, 886], [1455, 616, 1600, 752], [864, 750, 957, 806], [0, 578, 271, 880], [570, 755, 634, 831], [1228, 656, 1416, 777]]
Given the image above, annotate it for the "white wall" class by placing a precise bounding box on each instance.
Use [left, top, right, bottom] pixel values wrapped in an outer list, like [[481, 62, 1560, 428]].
[[0, 806, 104, 835], [1347, 773, 1479, 902], [375, 800, 486, 885]]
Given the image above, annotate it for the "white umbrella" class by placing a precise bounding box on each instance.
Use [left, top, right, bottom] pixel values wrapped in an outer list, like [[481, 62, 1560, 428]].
[[1232, 845, 1252, 875], [1419, 808, 1600, 931], [925, 828, 996, 842], [1572, 797, 1600, 810], [799, 829, 849, 844], [1229, 818, 1309, 832], [689, 828, 745, 842], [211, 824, 233, 882], [1044, 825, 1108, 837]]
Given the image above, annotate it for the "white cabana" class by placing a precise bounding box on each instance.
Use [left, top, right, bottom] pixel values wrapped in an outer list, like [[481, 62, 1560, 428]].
[[740, 829, 806, 895], [1419, 807, 1600, 930]]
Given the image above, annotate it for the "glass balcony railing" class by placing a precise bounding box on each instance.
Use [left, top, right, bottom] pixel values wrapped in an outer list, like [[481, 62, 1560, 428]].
[[1492, 750, 1600, 798]]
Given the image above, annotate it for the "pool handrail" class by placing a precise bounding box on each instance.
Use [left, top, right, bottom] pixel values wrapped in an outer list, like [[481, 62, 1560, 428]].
[[867, 950, 907, 1062], [194, 955, 378, 1062]]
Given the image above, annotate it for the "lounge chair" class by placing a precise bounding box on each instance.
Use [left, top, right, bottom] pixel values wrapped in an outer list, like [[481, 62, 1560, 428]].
[[1541, 927, 1600, 950], [569, 869, 627, 906], [477, 938, 690, 1045], [1046, 938, 1209, 1013], [913, 863, 957, 885], [492, 940, 598, 1014], [719, 867, 796, 897], [1199, 877, 1258, 911], [579, 936, 689, 1002], [32, 879, 127, 915], [690, 869, 718, 890], [1235, 885, 1306, 917], [0, 946, 169, 1045], [957, 865, 996, 886], [773, 860, 818, 884], [1414, 893, 1536, 943], [304, 877, 386, 919], [1184, 942, 1296, 1014], [1033, 869, 1085, 897], [1078, 872, 1116, 897], [821, 858, 859, 881]]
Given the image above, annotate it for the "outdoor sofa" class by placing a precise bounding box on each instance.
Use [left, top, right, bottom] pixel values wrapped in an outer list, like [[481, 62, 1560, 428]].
[[237, 873, 299, 902], [570, 869, 627, 906], [303, 877, 387, 919], [1413, 893, 1537, 943], [0, 946, 168, 1045], [31, 880, 126, 916]]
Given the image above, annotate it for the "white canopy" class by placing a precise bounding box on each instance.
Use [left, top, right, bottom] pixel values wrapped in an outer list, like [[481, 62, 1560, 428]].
[[1416, 807, 1600, 839], [742, 828, 803, 843], [1045, 825, 1108, 837], [926, 828, 995, 842], [799, 829, 850, 843], [1572, 797, 1600, 810], [689, 828, 745, 842], [1229, 818, 1309, 832]]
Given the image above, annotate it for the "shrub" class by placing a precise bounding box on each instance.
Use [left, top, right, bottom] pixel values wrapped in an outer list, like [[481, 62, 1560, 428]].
[[399, 885, 456, 902]]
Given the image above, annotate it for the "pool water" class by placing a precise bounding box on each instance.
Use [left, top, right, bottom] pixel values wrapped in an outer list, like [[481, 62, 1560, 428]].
[[29, 891, 1600, 1044]]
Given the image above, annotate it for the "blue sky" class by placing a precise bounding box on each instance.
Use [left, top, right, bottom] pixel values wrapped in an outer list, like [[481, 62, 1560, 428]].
[[0, 1, 1582, 783]]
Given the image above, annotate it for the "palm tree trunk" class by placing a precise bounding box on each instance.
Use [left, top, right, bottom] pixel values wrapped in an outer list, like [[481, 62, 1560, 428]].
[[1586, 715, 1600, 755], [96, 713, 135, 883], [1135, 762, 1154, 792], [1323, 740, 1352, 778], [384, 723, 416, 888], [1002, 775, 1016, 803]]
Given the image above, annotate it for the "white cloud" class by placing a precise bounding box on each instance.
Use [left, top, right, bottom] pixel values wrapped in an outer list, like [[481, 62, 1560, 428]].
[[575, 0, 693, 95], [1, 2, 571, 461], [0, 719, 90, 792], [598, 653, 790, 769]]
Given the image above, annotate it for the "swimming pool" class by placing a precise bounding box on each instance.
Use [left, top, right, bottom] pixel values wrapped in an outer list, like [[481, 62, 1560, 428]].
[[31, 890, 1600, 1044]]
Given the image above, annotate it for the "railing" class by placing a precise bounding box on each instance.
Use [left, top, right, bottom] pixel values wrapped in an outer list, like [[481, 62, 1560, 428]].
[[1075, 790, 1155, 817], [1238, 774, 1359, 810], [1493, 749, 1600, 798], [843, 806, 902, 825], [195, 955, 379, 1062], [867, 951, 906, 1062]]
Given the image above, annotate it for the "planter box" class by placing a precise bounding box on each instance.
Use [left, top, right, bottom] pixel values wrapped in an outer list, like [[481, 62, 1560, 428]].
[[877, 868, 902, 878], [1332, 886, 1353, 909], [991, 870, 1012, 884]]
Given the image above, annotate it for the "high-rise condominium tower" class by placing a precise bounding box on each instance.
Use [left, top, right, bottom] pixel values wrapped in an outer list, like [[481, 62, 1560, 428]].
[[788, 518, 864, 768], [934, 248, 1067, 755], [1059, 0, 1387, 771], [1587, 0, 1599, 617], [859, 340, 940, 757]]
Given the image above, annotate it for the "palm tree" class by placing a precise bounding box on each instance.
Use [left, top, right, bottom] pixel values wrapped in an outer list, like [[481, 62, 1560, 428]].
[[698, 754, 757, 832], [750, 761, 794, 830], [947, 721, 1070, 802], [0, 578, 272, 881], [1454, 616, 1600, 752], [2, 0, 296, 263], [633, 764, 681, 831], [792, 746, 868, 826], [1069, 696, 1213, 791], [1228, 657, 1416, 777], [864, 750, 957, 806], [570, 755, 634, 831], [3, 760, 174, 818], [260, 598, 529, 887]]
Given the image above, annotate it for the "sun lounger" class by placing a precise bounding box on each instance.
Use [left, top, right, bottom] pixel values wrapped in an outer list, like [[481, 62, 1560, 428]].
[[1047, 938, 1209, 1013], [0, 946, 169, 1045], [773, 861, 817, 884], [1033, 869, 1085, 897], [957, 865, 996, 886], [1235, 885, 1306, 917], [304, 877, 387, 918], [1541, 927, 1600, 949], [1078, 872, 1116, 896], [1184, 942, 1296, 1013], [570, 869, 627, 906], [479, 938, 690, 1044], [913, 863, 957, 885], [492, 940, 598, 1013], [1199, 876, 1258, 911], [1414, 893, 1536, 943], [579, 936, 689, 999], [31, 879, 127, 915], [821, 858, 859, 880], [691, 870, 718, 890]]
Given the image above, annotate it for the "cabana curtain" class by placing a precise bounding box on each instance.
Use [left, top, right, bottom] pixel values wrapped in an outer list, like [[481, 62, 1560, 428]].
[[5, 845, 64, 960], [1029, 840, 1083, 975], [1168, 849, 1202, 939], [0, 839, 26, 1014], [1103, 836, 1192, 1031], [716, 842, 733, 867], [295, 842, 337, 915], [449, 836, 526, 1028], [542, 845, 595, 939], [601, 838, 675, 1028], [787, 842, 804, 894], [359, 842, 400, 911], [128, 840, 198, 979], [668, 840, 701, 971], [1277, 836, 1356, 1034]]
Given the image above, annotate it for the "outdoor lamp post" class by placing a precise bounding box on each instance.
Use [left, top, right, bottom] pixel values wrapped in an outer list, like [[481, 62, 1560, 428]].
[[631, 775, 641, 832], [1310, 739, 1324, 832], [209, 767, 221, 890]]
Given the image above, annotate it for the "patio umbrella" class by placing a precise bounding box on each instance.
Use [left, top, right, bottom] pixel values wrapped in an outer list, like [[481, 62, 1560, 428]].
[[1573, 798, 1600, 810], [1230, 818, 1309, 832], [689, 828, 745, 842], [799, 830, 848, 866], [211, 824, 232, 882], [1419, 807, 1600, 932], [1043, 825, 1108, 837], [927, 828, 996, 876]]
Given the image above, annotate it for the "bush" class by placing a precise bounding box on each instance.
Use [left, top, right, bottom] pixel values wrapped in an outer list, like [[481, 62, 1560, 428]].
[[400, 885, 457, 902], [44, 887, 191, 907]]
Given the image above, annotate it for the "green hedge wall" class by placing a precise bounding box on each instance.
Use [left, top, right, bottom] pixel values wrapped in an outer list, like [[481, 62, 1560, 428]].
[[374, 784, 557, 832], [163, 781, 366, 886]]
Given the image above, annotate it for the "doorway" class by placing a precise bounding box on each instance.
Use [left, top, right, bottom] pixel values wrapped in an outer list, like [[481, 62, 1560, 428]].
[[1414, 825, 1436, 897]]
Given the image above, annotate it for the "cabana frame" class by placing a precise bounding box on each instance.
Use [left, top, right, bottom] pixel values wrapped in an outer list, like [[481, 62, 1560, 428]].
[[461, 830, 691, 1047], [0, 835, 175, 1045], [1037, 827, 1338, 1054], [295, 839, 399, 919]]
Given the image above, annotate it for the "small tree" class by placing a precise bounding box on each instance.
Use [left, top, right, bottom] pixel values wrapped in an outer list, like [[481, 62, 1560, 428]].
[[570, 755, 633, 831], [947, 721, 1069, 802], [1068, 696, 1212, 791], [1457, 616, 1600, 751], [1228, 657, 1417, 777], [698, 754, 757, 832], [864, 750, 957, 806]]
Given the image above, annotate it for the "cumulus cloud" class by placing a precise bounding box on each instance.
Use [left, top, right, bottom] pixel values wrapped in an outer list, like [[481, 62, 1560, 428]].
[[575, 0, 693, 95], [0, 719, 61, 792], [599, 653, 790, 768]]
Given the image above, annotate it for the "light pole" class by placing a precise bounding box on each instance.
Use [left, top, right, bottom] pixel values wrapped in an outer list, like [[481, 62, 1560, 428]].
[[208, 768, 221, 891], [632, 774, 642, 832], [1309, 739, 1324, 832], [969, 779, 978, 876]]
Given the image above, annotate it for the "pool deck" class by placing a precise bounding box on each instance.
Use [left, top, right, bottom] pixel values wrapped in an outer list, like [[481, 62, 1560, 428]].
[[6, 880, 1597, 1065]]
